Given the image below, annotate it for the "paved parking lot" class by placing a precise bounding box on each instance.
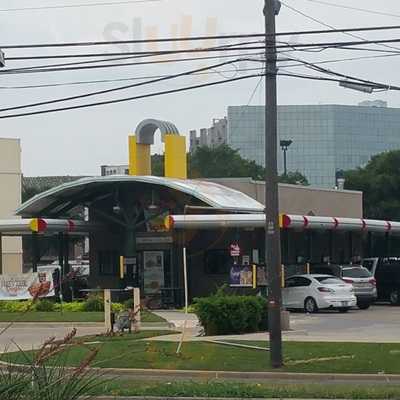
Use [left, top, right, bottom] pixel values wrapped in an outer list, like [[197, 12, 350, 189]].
[[154, 305, 400, 343], [288, 304, 400, 342]]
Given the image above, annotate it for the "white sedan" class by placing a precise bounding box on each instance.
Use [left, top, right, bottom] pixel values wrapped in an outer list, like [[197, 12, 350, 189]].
[[282, 274, 357, 313]]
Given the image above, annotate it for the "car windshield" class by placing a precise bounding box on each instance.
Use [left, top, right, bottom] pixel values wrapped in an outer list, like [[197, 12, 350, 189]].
[[342, 267, 371, 278], [314, 276, 344, 285]]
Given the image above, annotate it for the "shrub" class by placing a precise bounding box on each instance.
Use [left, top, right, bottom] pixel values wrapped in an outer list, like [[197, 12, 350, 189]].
[[124, 298, 134, 310], [82, 294, 104, 312], [194, 294, 267, 335], [59, 302, 85, 312], [0, 301, 34, 313], [34, 300, 55, 312], [112, 303, 124, 313]]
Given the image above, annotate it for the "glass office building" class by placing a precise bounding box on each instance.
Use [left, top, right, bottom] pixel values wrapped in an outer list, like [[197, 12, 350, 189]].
[[227, 103, 400, 187]]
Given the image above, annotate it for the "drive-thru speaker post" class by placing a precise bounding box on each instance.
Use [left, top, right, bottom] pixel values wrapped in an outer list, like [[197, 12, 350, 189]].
[[264, 0, 283, 369]]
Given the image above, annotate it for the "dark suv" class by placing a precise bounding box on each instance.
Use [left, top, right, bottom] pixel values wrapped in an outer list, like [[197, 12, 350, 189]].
[[363, 258, 400, 305], [310, 264, 377, 309]]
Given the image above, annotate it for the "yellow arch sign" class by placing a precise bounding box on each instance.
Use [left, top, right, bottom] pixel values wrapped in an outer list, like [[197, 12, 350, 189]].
[[129, 119, 187, 179]]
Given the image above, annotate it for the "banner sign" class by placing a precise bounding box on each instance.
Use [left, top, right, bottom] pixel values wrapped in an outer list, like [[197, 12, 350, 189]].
[[143, 251, 165, 295], [229, 243, 241, 257], [229, 264, 253, 287], [0, 272, 55, 300]]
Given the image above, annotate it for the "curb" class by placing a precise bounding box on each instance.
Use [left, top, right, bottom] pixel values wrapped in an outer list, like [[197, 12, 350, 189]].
[[92, 398, 353, 400], [93, 367, 400, 383], [2, 358, 399, 384]]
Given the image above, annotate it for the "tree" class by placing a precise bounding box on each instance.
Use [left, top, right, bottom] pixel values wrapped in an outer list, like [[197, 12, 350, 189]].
[[150, 145, 309, 185], [189, 145, 265, 180], [279, 171, 309, 186], [344, 150, 400, 220]]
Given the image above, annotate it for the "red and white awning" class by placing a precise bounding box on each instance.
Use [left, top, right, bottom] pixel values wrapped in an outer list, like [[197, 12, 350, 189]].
[[166, 213, 400, 234]]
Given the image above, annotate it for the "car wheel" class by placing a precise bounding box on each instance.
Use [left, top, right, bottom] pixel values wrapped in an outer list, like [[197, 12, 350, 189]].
[[390, 290, 400, 305], [338, 307, 350, 313], [304, 297, 318, 313], [357, 302, 371, 310]]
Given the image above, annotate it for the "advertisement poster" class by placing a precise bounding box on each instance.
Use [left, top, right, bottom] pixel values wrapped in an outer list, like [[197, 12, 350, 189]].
[[0, 272, 55, 300], [144, 210, 169, 233], [257, 265, 268, 287], [143, 251, 164, 294], [229, 264, 253, 287]]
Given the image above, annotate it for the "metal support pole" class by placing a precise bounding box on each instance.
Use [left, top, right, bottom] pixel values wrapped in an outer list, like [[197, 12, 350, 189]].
[[264, 0, 283, 368], [32, 232, 39, 273], [283, 148, 287, 176], [0, 233, 2, 275]]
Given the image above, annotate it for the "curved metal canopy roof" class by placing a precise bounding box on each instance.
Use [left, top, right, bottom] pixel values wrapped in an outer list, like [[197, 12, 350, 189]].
[[17, 175, 264, 217]]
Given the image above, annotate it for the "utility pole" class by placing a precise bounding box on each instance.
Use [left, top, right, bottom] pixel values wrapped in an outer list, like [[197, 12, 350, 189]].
[[0, 50, 4, 67], [264, 0, 283, 368]]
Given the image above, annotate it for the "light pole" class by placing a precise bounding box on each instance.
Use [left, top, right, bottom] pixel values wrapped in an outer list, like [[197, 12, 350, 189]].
[[264, 0, 283, 368], [280, 140, 293, 176]]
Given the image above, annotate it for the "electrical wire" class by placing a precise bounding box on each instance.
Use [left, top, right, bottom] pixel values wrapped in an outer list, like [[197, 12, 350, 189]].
[[0, 73, 264, 120], [0, 0, 161, 13], [303, 0, 400, 19], [281, 1, 400, 53], [280, 52, 400, 69], [0, 52, 264, 75], [283, 54, 400, 90], [8, 36, 400, 62], [4, 24, 400, 49], [3, 52, 399, 90], [0, 58, 261, 112], [5, 41, 265, 61], [0, 67, 265, 90]]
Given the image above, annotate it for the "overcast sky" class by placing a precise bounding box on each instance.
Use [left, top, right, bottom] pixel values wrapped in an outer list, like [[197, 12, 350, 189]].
[[1, 0, 399, 176]]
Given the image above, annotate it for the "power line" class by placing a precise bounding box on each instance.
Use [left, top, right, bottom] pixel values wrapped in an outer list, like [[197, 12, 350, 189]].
[[280, 52, 400, 69], [4, 24, 400, 49], [284, 54, 400, 90], [274, 37, 400, 51], [2, 53, 399, 90], [5, 43, 265, 61], [281, 1, 400, 54], [9, 36, 400, 61], [303, 0, 400, 19], [0, 0, 161, 13], [0, 58, 260, 112], [0, 67, 265, 90], [0, 52, 264, 75], [0, 73, 264, 120]]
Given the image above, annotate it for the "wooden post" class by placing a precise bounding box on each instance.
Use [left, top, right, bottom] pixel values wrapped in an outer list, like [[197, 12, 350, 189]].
[[133, 287, 141, 332], [104, 289, 112, 332]]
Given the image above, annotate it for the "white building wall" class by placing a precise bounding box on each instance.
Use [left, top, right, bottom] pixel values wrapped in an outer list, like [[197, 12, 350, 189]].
[[0, 138, 22, 274]]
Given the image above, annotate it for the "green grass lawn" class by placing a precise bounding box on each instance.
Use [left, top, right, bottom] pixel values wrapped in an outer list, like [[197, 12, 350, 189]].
[[0, 310, 167, 324], [95, 380, 400, 399], [4, 338, 400, 374]]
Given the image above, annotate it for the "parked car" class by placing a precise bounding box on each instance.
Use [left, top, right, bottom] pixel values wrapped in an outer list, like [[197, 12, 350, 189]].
[[282, 274, 357, 313], [310, 264, 377, 309], [363, 257, 400, 305]]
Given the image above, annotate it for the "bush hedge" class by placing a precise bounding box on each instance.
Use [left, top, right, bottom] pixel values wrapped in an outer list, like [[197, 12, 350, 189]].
[[194, 294, 267, 335], [0, 298, 126, 313]]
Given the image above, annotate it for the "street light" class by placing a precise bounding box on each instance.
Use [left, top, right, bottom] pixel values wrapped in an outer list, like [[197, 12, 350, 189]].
[[280, 140, 293, 176]]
